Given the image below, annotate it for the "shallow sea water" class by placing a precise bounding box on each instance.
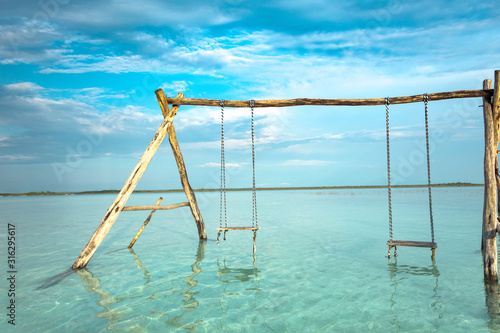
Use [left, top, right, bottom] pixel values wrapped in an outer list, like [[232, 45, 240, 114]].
[[1, 187, 499, 332]]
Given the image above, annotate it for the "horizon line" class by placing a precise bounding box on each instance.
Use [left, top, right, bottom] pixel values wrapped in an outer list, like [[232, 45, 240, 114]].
[[0, 182, 483, 197]]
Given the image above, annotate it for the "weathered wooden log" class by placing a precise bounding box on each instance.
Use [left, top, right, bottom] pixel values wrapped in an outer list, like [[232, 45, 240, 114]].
[[155, 90, 207, 239], [128, 197, 163, 248], [122, 202, 189, 211], [72, 98, 181, 270], [168, 123, 207, 239], [494, 70, 500, 145], [165, 89, 493, 108], [496, 154, 500, 216], [482, 78, 498, 282], [494, 71, 500, 217]]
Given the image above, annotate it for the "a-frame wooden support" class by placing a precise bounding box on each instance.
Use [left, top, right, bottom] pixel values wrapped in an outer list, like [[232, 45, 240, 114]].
[[72, 90, 206, 270]]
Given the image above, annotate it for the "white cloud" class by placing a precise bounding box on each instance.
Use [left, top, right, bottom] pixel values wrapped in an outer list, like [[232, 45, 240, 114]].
[[91, 105, 162, 134], [160, 81, 191, 94], [282, 159, 336, 166], [175, 105, 294, 150], [0, 82, 162, 134], [0, 83, 170, 164], [129, 31, 175, 53], [321, 133, 344, 140], [0, 82, 43, 94], [0, 138, 13, 147], [0, 154, 35, 162], [183, 138, 250, 150], [39, 54, 158, 74], [390, 130, 423, 139], [3, 16, 493, 99], [199, 162, 247, 168], [56, 1, 243, 29], [176, 106, 251, 129]]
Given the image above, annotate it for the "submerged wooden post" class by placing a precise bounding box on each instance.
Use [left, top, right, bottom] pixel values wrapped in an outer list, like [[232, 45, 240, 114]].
[[72, 100, 181, 270], [155, 90, 207, 239], [485, 282, 500, 329], [128, 197, 163, 248], [482, 77, 498, 282]]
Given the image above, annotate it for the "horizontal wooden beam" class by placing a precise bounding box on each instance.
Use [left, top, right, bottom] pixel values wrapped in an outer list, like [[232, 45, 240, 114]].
[[165, 89, 493, 108], [387, 240, 437, 248], [122, 202, 189, 211]]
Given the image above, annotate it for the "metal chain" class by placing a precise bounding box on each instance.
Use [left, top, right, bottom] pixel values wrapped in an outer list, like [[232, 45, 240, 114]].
[[385, 97, 393, 242], [250, 100, 258, 229], [220, 100, 227, 230], [424, 94, 435, 244]]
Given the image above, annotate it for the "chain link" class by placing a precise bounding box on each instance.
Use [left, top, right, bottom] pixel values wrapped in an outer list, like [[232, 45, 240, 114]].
[[250, 100, 258, 229], [385, 97, 393, 242], [424, 94, 435, 244], [220, 100, 227, 230]]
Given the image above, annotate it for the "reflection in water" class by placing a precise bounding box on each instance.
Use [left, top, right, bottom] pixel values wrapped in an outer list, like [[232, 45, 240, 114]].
[[164, 240, 206, 332], [74, 268, 142, 332], [216, 255, 261, 330], [75, 240, 207, 332], [388, 259, 441, 331], [485, 282, 500, 331], [128, 247, 152, 285], [217, 257, 260, 283]]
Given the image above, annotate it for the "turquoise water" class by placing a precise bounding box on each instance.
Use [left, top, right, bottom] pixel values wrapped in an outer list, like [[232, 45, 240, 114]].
[[0, 187, 499, 332]]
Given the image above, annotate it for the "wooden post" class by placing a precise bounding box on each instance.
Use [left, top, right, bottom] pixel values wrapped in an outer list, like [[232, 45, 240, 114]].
[[72, 99, 181, 270], [497, 154, 500, 215], [482, 78, 498, 282], [494, 70, 500, 218], [483, 78, 493, 251], [155, 90, 207, 239], [493, 70, 500, 146], [128, 197, 163, 248]]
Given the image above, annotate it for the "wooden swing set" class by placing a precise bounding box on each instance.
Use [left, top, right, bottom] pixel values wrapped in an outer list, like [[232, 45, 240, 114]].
[[72, 70, 500, 283]]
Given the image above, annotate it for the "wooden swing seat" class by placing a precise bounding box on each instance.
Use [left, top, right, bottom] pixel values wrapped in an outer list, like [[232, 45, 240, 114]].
[[217, 227, 260, 231], [387, 240, 437, 248]]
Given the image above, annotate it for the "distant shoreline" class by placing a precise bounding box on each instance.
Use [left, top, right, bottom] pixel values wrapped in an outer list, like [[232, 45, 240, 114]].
[[0, 182, 482, 197]]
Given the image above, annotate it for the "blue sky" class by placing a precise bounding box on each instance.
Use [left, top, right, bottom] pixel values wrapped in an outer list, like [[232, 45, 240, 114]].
[[0, 0, 499, 193]]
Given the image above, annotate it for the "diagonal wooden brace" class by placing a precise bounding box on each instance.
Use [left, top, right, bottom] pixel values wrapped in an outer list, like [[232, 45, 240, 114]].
[[128, 197, 163, 248], [155, 90, 207, 239]]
